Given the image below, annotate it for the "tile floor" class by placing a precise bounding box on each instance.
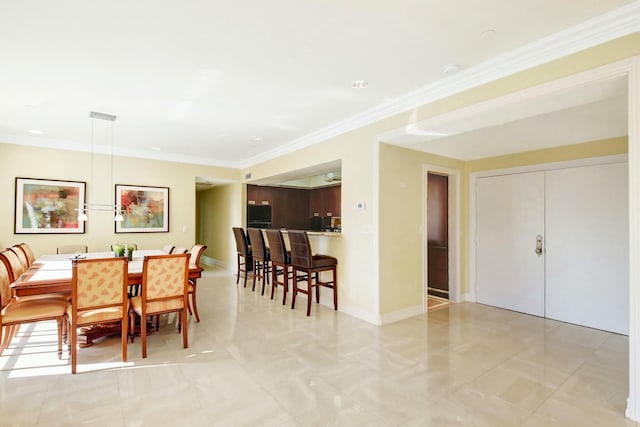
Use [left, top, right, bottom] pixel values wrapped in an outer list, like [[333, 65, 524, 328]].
[[0, 268, 636, 426]]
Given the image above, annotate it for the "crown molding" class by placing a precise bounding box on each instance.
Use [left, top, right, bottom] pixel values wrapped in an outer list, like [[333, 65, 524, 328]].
[[0, 134, 238, 169], [240, 1, 640, 169]]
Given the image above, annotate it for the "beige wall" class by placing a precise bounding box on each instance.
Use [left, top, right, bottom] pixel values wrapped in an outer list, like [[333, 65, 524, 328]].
[[243, 33, 640, 322], [197, 183, 243, 269], [1, 33, 638, 325], [0, 143, 239, 258], [244, 127, 380, 321], [373, 34, 639, 318], [378, 143, 464, 313]]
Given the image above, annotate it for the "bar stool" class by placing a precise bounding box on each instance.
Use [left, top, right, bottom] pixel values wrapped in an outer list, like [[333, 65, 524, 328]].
[[288, 230, 337, 316], [265, 229, 292, 305], [232, 227, 252, 287], [247, 228, 271, 295]]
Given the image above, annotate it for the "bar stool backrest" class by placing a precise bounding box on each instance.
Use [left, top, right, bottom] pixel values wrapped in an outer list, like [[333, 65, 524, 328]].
[[288, 230, 313, 269], [233, 227, 250, 256], [265, 229, 288, 264], [247, 228, 267, 260]]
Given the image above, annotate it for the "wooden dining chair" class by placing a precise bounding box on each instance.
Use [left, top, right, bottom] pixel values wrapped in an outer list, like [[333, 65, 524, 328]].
[[0, 249, 68, 303], [129, 253, 190, 358], [14, 243, 36, 267], [57, 245, 88, 254], [0, 260, 66, 359], [9, 246, 30, 272], [162, 245, 175, 254], [187, 244, 207, 322], [0, 248, 26, 283], [68, 257, 129, 374]]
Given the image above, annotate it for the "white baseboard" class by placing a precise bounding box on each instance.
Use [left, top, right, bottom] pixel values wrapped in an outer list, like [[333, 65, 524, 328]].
[[379, 304, 425, 325], [462, 291, 476, 302], [202, 255, 229, 269], [292, 293, 379, 325]]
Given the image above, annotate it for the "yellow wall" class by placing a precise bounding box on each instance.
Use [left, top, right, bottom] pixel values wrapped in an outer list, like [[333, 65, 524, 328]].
[[197, 183, 243, 269], [466, 137, 628, 172], [0, 143, 240, 258]]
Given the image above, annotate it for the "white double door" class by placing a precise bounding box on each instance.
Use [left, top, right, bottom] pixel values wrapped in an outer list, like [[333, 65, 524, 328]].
[[476, 162, 628, 334]]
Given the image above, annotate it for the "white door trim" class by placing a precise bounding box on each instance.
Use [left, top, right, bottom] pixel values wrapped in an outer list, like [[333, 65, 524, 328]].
[[626, 59, 640, 422], [423, 164, 462, 308]]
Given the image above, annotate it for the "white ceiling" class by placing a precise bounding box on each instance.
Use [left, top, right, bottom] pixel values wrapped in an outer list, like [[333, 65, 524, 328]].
[[0, 1, 638, 169]]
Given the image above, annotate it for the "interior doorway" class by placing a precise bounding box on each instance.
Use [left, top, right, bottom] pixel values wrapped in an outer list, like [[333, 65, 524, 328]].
[[427, 172, 449, 303]]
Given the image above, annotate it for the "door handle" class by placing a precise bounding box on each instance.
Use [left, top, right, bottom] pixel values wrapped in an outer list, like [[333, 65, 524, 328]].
[[535, 235, 543, 255]]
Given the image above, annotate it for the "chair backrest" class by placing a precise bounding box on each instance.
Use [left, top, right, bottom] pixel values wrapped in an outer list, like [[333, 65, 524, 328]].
[[57, 245, 88, 254], [0, 260, 12, 310], [189, 244, 207, 267], [162, 245, 175, 254], [9, 247, 29, 271], [141, 253, 190, 312], [0, 249, 26, 283], [72, 258, 128, 312], [288, 230, 313, 269], [265, 229, 288, 264], [232, 227, 250, 256], [247, 228, 267, 260], [173, 247, 188, 254], [15, 243, 35, 266]]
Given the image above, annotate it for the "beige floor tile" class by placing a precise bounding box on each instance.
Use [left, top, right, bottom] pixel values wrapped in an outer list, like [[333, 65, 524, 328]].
[[0, 269, 637, 426]]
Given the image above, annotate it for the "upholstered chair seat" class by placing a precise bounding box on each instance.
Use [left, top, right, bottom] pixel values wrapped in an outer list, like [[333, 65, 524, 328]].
[[0, 261, 65, 359]]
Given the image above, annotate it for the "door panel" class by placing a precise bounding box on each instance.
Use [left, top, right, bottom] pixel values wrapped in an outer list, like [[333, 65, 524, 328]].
[[427, 173, 449, 298], [476, 172, 545, 316], [545, 163, 628, 334]]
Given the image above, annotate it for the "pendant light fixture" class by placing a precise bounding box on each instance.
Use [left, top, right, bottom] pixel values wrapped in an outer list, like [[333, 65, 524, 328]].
[[77, 111, 125, 222]]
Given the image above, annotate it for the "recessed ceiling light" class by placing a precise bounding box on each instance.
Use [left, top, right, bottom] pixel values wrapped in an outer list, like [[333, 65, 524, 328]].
[[252, 136, 263, 141], [352, 80, 368, 88], [443, 64, 461, 75], [151, 146, 161, 151], [28, 129, 43, 135]]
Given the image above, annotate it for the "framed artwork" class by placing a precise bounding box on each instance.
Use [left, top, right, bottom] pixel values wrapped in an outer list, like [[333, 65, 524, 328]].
[[15, 177, 86, 234], [115, 184, 169, 233]]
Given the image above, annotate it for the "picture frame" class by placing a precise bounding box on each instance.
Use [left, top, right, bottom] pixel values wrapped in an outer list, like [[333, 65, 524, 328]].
[[115, 184, 169, 233], [14, 177, 86, 234]]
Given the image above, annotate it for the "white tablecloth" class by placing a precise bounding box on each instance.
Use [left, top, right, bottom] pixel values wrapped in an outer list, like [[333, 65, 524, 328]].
[[30, 249, 166, 282]]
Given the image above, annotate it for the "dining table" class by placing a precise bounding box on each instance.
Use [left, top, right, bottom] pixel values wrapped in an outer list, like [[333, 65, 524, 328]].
[[11, 249, 203, 346]]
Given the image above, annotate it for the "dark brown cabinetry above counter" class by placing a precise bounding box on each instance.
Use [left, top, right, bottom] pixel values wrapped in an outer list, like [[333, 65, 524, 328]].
[[247, 184, 341, 230]]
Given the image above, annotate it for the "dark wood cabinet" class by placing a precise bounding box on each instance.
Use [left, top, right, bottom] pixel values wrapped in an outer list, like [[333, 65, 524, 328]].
[[309, 185, 340, 217], [247, 184, 341, 230]]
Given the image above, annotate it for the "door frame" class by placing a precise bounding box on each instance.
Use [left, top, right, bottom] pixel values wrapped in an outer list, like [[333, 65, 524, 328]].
[[423, 164, 461, 306]]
